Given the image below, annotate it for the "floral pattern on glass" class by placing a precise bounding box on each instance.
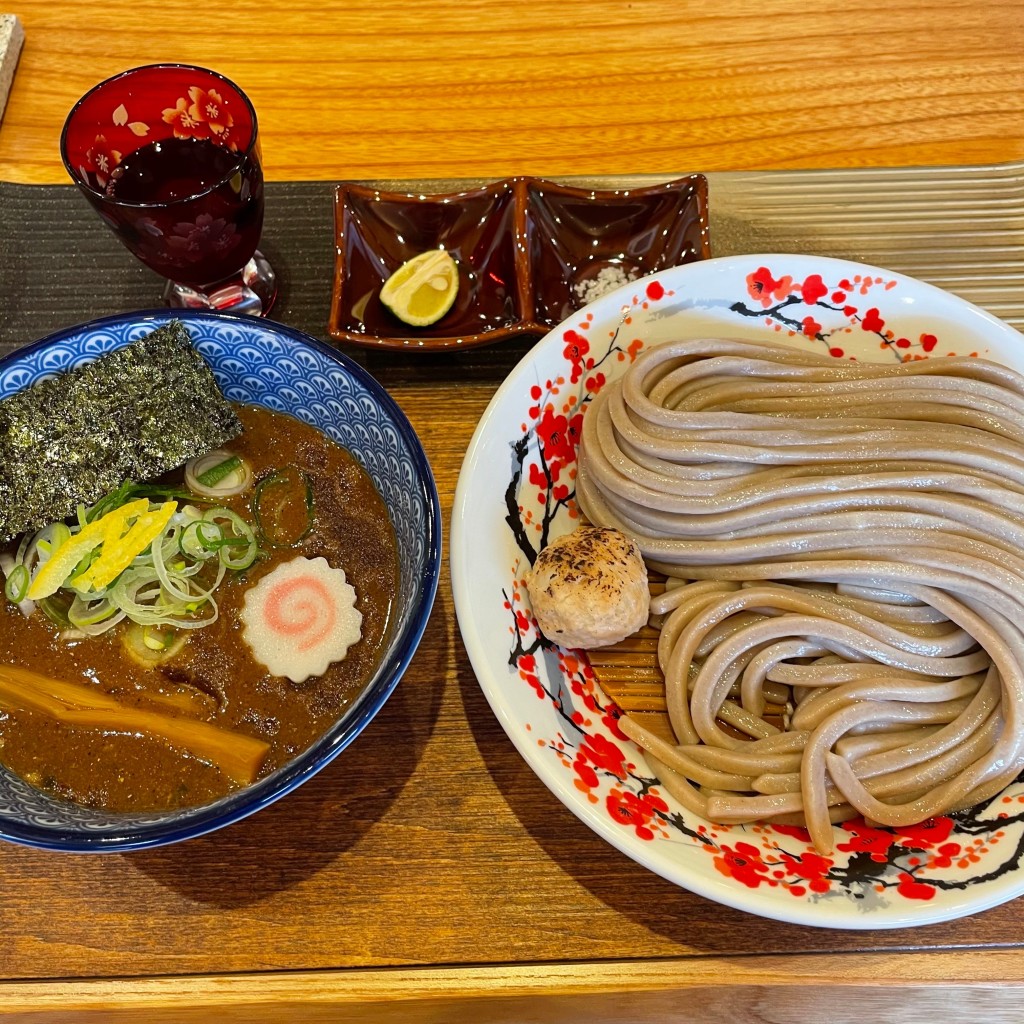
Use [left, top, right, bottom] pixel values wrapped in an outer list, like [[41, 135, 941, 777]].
[[167, 214, 242, 263], [162, 86, 236, 144], [83, 135, 121, 189], [80, 81, 241, 186]]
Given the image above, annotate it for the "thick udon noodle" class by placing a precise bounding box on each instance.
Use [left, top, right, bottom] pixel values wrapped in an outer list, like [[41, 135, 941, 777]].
[[575, 338, 1024, 853]]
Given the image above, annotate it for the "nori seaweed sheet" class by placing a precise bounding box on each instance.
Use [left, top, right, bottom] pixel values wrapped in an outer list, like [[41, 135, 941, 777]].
[[0, 321, 242, 542]]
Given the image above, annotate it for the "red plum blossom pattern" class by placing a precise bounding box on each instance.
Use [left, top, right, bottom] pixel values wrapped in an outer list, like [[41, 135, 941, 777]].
[[734, 265, 955, 363], [500, 270, 1024, 912]]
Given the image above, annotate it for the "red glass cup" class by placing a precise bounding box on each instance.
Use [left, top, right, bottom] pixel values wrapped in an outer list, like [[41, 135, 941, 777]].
[[60, 64, 276, 314]]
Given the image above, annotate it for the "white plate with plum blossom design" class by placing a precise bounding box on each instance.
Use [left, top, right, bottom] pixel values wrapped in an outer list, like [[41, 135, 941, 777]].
[[451, 253, 1024, 929]]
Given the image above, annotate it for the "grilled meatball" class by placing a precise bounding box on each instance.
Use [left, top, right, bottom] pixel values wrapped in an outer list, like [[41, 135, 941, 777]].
[[524, 526, 649, 649]]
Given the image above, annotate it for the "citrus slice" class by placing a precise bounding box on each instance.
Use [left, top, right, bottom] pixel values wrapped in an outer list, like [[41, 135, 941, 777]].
[[27, 497, 158, 600], [379, 249, 459, 327]]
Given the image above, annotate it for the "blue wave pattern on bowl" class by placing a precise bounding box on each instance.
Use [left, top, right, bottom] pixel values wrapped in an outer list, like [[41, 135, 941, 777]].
[[0, 311, 440, 850]]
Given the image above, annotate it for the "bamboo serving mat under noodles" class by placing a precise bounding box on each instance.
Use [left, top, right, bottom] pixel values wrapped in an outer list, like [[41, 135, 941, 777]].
[[587, 578, 790, 744], [586, 573, 670, 713]]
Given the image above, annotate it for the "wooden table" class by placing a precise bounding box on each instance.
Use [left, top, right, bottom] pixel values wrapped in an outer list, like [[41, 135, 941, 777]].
[[1, 2, 1024, 1020]]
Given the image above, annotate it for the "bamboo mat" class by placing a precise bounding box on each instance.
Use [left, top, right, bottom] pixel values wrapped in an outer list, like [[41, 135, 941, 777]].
[[3, 159, 1021, 365], [0, 180, 537, 385]]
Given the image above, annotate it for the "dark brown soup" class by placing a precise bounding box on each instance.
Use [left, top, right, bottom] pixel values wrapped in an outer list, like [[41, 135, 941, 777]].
[[0, 405, 399, 812]]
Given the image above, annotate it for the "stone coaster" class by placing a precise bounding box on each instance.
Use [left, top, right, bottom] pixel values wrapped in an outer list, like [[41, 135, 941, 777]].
[[0, 14, 23, 123]]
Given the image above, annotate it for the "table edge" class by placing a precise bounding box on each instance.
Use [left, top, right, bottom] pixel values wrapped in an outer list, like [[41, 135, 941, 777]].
[[1, 950, 1022, 1020]]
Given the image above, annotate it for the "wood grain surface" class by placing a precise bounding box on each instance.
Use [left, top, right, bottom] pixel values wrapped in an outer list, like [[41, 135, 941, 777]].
[[0, 0, 1022, 184], [2, 952, 1024, 1022], [2, 1, 1024, 1019], [0, 384, 1024, 984]]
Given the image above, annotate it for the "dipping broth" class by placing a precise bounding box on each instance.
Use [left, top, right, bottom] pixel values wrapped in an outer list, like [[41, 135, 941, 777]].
[[0, 405, 399, 812]]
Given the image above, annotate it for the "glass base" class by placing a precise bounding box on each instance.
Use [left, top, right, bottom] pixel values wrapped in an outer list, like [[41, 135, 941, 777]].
[[163, 251, 277, 316]]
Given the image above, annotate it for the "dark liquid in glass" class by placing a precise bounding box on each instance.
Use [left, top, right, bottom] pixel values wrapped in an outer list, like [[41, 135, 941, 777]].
[[105, 137, 239, 203], [96, 137, 264, 286]]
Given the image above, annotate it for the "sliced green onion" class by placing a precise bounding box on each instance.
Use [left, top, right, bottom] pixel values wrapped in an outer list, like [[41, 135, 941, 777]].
[[143, 625, 178, 651], [222, 547, 258, 571], [68, 594, 125, 634], [150, 525, 227, 611], [71, 547, 103, 582], [203, 507, 259, 570], [38, 593, 73, 628], [11, 483, 261, 638], [86, 481, 210, 523], [185, 450, 253, 499], [179, 519, 224, 560], [26, 522, 73, 569], [36, 523, 72, 560], [111, 562, 220, 629], [197, 455, 242, 488], [4, 564, 29, 604], [123, 622, 188, 667], [252, 466, 315, 548], [85, 480, 134, 523]]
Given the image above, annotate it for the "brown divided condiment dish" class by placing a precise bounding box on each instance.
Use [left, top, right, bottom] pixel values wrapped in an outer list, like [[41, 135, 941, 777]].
[[329, 175, 710, 350]]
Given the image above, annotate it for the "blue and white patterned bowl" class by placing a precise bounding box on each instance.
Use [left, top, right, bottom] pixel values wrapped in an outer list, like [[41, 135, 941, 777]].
[[0, 310, 441, 851]]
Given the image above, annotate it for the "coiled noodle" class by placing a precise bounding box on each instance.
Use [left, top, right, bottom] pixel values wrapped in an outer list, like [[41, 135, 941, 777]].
[[576, 338, 1024, 853]]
